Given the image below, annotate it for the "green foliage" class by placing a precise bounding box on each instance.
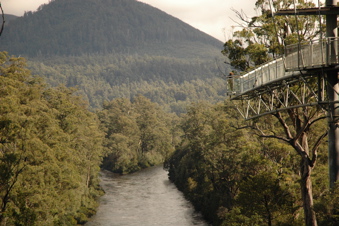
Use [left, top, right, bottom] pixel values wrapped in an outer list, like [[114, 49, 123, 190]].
[[0, 52, 104, 225], [0, 0, 227, 113], [314, 183, 339, 226], [222, 0, 321, 72], [98, 95, 176, 174], [236, 172, 296, 225], [220, 1, 334, 225], [165, 101, 317, 225], [27, 54, 226, 111]]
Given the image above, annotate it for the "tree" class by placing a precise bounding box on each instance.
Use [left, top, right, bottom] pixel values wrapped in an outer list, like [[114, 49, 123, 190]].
[[98, 98, 141, 173], [133, 95, 174, 165], [223, 0, 321, 72], [0, 2, 4, 36], [98, 95, 175, 174], [0, 53, 35, 223], [165, 101, 300, 225], [0, 52, 104, 224], [222, 1, 328, 225], [236, 171, 296, 226]]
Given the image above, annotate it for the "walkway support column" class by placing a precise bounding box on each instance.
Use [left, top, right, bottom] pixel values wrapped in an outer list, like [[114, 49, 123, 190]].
[[326, 0, 339, 188]]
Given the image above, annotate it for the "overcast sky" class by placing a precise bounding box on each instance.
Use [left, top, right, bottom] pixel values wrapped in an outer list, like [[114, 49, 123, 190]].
[[2, 0, 259, 41]]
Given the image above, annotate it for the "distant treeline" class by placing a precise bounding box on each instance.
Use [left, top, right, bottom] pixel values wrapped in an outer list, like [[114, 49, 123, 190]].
[[27, 53, 226, 112]]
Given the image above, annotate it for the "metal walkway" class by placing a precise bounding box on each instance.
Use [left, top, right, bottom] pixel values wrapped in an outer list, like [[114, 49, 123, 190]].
[[228, 37, 339, 119]]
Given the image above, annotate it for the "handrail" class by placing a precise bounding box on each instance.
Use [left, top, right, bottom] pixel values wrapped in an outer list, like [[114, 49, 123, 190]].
[[285, 37, 339, 70], [228, 58, 288, 95], [228, 37, 339, 96]]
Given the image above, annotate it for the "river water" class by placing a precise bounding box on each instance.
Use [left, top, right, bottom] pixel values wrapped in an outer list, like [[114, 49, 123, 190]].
[[85, 165, 209, 226]]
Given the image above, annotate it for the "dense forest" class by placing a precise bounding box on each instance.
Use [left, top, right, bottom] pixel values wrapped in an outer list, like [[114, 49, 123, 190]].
[[0, 0, 230, 224], [0, 52, 104, 224], [98, 95, 178, 174], [2, 0, 338, 225], [165, 101, 339, 225], [27, 54, 226, 112], [0, 0, 227, 112], [163, 0, 339, 225], [2, 52, 338, 225]]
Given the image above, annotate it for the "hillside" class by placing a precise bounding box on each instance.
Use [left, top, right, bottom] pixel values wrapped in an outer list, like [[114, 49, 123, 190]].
[[3, 14, 18, 24], [0, 0, 222, 58], [0, 0, 229, 111]]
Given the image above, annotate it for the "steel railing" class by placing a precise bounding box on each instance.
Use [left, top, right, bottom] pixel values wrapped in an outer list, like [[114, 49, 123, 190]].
[[285, 37, 339, 70], [228, 58, 290, 95], [228, 37, 339, 96]]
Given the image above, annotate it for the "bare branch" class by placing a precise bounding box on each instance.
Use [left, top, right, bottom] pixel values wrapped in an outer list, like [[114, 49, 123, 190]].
[[0, 2, 4, 36], [308, 115, 327, 128], [310, 130, 328, 167], [272, 112, 293, 139], [230, 8, 252, 28], [245, 122, 291, 143]]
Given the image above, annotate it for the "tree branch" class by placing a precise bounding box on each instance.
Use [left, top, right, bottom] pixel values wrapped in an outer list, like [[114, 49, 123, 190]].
[[0, 2, 4, 36], [310, 130, 328, 167], [272, 112, 293, 139]]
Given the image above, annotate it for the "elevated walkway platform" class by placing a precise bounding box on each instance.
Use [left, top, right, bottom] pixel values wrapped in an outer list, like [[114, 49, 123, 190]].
[[229, 37, 339, 100], [227, 37, 339, 120]]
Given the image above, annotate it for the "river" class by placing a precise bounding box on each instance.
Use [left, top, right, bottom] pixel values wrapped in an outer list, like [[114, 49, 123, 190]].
[[85, 165, 209, 226]]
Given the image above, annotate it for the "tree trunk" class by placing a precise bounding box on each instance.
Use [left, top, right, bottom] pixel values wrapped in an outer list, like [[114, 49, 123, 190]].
[[300, 157, 317, 226], [86, 165, 91, 188]]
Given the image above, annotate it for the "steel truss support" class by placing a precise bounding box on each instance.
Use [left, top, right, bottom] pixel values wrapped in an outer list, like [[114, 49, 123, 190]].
[[233, 73, 339, 120]]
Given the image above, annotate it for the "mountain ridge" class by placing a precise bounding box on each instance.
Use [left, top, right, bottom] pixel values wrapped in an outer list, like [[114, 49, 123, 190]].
[[0, 0, 228, 112], [0, 0, 223, 58]]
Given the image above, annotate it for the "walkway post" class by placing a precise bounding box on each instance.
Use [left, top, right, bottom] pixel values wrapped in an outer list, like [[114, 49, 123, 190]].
[[326, 0, 339, 188]]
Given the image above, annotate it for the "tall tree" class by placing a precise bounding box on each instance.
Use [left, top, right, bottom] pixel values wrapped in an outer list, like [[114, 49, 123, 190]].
[[222, 1, 328, 225], [0, 52, 104, 224], [98, 95, 175, 174], [165, 101, 298, 225], [223, 0, 321, 72], [98, 98, 141, 173]]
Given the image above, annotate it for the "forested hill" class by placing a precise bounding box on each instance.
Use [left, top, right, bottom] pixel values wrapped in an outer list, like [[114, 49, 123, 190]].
[[0, 0, 222, 58], [3, 14, 18, 24], [0, 0, 228, 112]]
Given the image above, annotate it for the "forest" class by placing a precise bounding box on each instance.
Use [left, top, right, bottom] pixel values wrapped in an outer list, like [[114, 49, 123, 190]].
[[0, 0, 229, 224], [1, 50, 339, 225], [98, 95, 178, 174], [0, 52, 104, 225], [0, 0, 227, 113], [163, 0, 339, 225], [165, 101, 339, 225], [26, 53, 226, 112], [1, 0, 339, 225]]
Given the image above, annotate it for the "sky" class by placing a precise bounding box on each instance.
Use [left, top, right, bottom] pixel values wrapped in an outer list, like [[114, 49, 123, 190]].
[[0, 0, 326, 41], [1, 0, 262, 41]]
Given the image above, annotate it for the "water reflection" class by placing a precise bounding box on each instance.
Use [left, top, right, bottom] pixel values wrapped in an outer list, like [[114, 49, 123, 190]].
[[86, 165, 209, 226]]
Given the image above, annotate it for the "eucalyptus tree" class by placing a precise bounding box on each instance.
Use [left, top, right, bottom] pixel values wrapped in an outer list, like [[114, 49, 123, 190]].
[[0, 52, 104, 224], [98, 95, 175, 174], [98, 98, 141, 173], [222, 0, 330, 225], [165, 101, 299, 225], [223, 0, 321, 72]]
